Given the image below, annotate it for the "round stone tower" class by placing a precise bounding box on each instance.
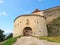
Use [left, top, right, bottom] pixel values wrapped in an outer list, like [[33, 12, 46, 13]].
[[13, 14, 48, 37]]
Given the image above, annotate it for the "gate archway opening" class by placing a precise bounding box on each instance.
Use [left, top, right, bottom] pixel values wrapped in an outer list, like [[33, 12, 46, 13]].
[[23, 27, 32, 36]]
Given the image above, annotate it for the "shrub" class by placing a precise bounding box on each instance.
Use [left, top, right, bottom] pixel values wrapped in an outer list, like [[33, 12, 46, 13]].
[[47, 17, 60, 36]]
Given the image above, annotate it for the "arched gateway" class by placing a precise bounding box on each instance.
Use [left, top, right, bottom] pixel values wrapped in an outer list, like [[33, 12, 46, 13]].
[[23, 27, 32, 36]]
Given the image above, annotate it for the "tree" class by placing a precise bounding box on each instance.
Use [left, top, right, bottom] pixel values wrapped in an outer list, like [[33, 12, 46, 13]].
[[7, 33, 13, 39], [0, 29, 5, 42]]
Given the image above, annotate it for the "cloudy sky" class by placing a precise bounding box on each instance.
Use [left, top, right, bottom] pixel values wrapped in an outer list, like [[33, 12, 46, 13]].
[[0, 0, 60, 34]]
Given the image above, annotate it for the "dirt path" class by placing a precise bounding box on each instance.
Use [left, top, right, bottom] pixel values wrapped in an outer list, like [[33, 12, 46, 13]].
[[0, 41, 5, 45], [0, 40, 7, 45], [13, 36, 60, 45]]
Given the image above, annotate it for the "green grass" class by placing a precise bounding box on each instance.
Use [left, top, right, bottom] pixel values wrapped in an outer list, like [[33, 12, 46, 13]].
[[1, 38, 17, 45], [1, 35, 22, 45], [37, 36, 60, 43]]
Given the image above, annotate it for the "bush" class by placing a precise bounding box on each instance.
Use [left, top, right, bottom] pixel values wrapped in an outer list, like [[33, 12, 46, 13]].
[[7, 33, 13, 39], [0, 29, 5, 42]]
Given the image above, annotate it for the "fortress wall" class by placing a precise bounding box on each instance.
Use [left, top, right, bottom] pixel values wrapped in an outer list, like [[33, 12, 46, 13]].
[[45, 9, 60, 24], [13, 6, 60, 37], [13, 15, 48, 37]]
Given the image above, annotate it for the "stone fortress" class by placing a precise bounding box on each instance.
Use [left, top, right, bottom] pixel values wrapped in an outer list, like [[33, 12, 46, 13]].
[[13, 6, 60, 37]]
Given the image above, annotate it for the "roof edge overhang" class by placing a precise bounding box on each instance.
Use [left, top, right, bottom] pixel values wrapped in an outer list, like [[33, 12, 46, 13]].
[[14, 14, 45, 22]]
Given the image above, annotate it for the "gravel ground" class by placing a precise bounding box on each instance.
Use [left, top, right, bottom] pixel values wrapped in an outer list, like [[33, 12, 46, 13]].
[[13, 36, 60, 45]]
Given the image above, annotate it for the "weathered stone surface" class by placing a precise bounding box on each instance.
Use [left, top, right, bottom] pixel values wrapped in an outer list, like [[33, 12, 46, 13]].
[[13, 15, 47, 37]]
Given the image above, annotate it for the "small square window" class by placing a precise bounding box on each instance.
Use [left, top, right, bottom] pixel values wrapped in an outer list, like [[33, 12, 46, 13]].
[[39, 31, 41, 32], [26, 19, 29, 25], [20, 21, 21, 23], [37, 21, 39, 24], [34, 33, 35, 34]]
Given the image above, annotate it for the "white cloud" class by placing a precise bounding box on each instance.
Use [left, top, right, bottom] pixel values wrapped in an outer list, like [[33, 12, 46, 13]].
[[0, 12, 1, 15], [4, 30, 13, 34], [0, 0, 4, 4], [0, 11, 7, 16], [2, 11, 7, 16]]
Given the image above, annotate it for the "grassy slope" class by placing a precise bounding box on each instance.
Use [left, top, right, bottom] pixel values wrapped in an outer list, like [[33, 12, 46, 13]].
[[1, 38, 17, 45], [1, 36, 22, 45], [37, 36, 60, 43], [48, 17, 60, 36]]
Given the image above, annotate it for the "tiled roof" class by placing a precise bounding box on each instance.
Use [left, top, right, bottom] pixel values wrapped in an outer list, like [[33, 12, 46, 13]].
[[32, 9, 41, 13]]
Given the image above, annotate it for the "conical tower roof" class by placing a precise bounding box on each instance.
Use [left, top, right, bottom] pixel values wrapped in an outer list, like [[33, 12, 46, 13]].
[[32, 9, 41, 13]]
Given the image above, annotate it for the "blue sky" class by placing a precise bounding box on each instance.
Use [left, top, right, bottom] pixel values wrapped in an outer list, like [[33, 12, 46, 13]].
[[0, 0, 60, 34]]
